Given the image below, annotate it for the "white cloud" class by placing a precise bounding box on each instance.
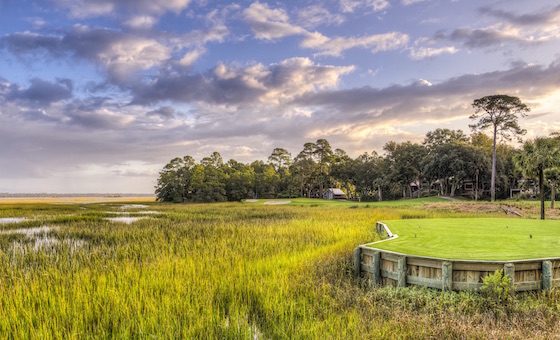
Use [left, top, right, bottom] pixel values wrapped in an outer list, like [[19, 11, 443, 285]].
[[96, 36, 172, 81], [340, 0, 389, 13], [133, 57, 356, 105], [296, 5, 345, 29], [123, 16, 157, 30], [301, 31, 409, 57], [51, 0, 192, 18], [409, 46, 458, 60], [443, 5, 560, 49], [179, 48, 206, 67], [243, 2, 306, 40], [243, 2, 407, 57], [401, 0, 425, 5]]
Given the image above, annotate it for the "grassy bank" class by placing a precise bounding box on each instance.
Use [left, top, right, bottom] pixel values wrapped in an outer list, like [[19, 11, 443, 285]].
[[1, 200, 560, 338]]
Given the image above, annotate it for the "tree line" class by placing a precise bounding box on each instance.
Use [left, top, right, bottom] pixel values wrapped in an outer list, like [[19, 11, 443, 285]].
[[155, 95, 560, 218], [155, 130, 559, 203]]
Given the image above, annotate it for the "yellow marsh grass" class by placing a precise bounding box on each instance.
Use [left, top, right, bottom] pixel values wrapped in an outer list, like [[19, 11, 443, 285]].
[[1, 202, 560, 338]]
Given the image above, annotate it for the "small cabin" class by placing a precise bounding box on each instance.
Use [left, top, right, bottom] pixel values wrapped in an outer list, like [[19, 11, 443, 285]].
[[324, 188, 347, 200]]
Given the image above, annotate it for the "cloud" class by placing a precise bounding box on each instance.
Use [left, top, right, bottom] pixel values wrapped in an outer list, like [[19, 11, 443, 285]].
[[243, 2, 306, 40], [131, 57, 355, 106], [243, 2, 407, 57], [0, 31, 63, 56], [50, 0, 192, 18], [439, 5, 560, 49], [1, 24, 228, 83], [7, 78, 73, 106], [292, 61, 560, 131], [301, 31, 409, 57], [340, 0, 389, 14], [446, 26, 544, 48], [409, 46, 458, 60], [402, 0, 425, 5], [296, 5, 345, 29], [147, 106, 176, 119], [480, 5, 560, 26], [123, 16, 158, 30]]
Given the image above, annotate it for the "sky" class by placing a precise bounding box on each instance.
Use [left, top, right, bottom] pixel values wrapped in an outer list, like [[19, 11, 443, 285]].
[[1, 0, 560, 193]]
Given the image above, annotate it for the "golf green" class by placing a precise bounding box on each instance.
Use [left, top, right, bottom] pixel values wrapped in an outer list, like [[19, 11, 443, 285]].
[[368, 218, 560, 260]]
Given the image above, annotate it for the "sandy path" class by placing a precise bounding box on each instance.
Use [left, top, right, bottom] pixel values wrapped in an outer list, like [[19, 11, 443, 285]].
[[263, 200, 291, 205]]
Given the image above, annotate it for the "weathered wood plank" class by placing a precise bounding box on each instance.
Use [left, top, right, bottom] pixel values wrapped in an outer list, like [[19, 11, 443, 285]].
[[408, 265, 418, 277], [452, 282, 483, 291], [360, 264, 374, 273], [466, 270, 481, 283], [442, 261, 452, 291], [381, 269, 398, 281], [381, 259, 395, 272], [382, 277, 397, 287], [363, 254, 373, 266], [504, 263, 515, 288], [398, 256, 407, 287], [381, 252, 400, 262], [372, 251, 381, 285], [543, 260, 552, 291], [515, 281, 540, 292], [360, 247, 377, 257], [407, 275, 442, 290], [514, 262, 541, 271], [516, 269, 539, 283], [406, 257, 442, 269], [354, 248, 361, 278], [454, 263, 503, 272]]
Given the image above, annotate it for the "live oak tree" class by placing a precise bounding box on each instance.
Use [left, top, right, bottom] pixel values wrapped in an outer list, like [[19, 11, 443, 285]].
[[422, 137, 490, 197], [470, 95, 530, 201], [384, 141, 427, 198]]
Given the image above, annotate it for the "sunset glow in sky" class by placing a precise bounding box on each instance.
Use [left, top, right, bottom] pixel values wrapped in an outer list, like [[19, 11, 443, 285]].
[[1, 0, 559, 193]]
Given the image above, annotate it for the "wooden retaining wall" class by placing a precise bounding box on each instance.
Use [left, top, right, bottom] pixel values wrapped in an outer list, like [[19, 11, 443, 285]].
[[354, 222, 560, 292]]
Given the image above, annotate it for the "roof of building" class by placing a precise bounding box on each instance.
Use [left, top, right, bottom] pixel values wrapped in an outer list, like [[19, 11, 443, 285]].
[[327, 188, 346, 196]]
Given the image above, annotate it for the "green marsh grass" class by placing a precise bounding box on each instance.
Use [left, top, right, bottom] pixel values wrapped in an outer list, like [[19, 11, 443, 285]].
[[1, 200, 560, 338]]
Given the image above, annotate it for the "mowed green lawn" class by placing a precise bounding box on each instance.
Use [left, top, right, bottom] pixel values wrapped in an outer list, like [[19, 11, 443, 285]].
[[244, 196, 448, 207], [369, 218, 560, 261]]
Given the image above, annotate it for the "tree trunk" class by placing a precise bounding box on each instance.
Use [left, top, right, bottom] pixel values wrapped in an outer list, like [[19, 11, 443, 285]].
[[319, 175, 323, 199], [491, 124, 497, 202], [300, 173, 304, 197], [378, 185, 382, 202], [552, 184, 556, 209], [475, 169, 479, 201], [540, 164, 545, 220], [450, 182, 457, 197]]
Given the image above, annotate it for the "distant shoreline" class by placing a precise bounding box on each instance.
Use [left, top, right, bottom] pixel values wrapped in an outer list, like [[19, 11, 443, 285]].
[[0, 193, 154, 198], [0, 195, 156, 204]]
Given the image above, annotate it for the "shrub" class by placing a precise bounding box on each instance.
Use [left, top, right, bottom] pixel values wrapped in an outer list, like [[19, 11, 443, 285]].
[[480, 270, 512, 304]]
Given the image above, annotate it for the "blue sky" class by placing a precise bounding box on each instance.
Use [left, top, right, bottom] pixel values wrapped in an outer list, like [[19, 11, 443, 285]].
[[1, 0, 559, 193]]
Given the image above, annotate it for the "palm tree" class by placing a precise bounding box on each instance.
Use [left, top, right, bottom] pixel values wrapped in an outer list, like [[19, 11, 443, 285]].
[[545, 168, 560, 209], [516, 137, 560, 219]]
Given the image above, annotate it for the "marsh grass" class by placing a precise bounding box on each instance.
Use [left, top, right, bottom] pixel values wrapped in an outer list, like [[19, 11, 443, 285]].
[[0, 201, 559, 338]]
